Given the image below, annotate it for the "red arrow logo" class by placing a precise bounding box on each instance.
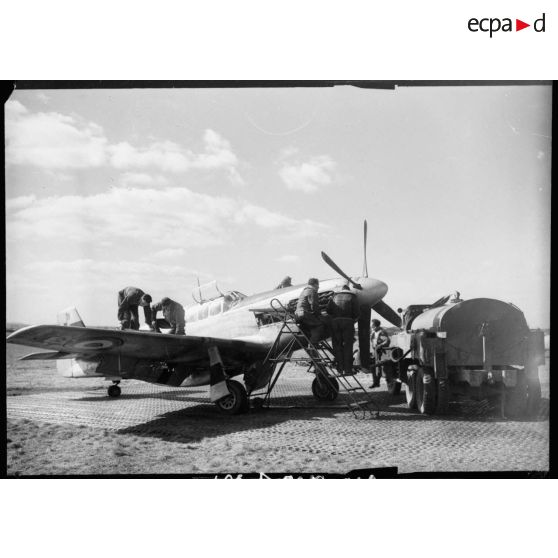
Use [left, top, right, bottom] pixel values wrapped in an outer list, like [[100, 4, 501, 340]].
[[516, 19, 530, 31]]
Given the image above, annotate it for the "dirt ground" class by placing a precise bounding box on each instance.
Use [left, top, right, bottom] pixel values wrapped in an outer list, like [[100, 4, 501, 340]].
[[5, 343, 550, 476]]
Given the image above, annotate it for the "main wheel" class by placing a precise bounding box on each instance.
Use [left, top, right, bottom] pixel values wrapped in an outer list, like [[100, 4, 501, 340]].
[[436, 378, 450, 414], [416, 367, 436, 415], [503, 375, 528, 418], [108, 384, 121, 398], [215, 380, 249, 415], [405, 366, 417, 409], [526, 375, 542, 416], [312, 375, 339, 401]]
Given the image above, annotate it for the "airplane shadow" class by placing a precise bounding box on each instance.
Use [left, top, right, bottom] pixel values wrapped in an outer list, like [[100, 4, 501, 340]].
[[114, 391, 549, 444], [117, 404, 342, 444]]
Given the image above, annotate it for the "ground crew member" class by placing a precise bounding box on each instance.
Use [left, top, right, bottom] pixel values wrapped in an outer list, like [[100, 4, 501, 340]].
[[151, 297, 186, 335], [117, 286, 152, 330], [370, 318, 390, 388], [275, 276, 292, 289], [295, 277, 328, 343], [327, 284, 360, 375]]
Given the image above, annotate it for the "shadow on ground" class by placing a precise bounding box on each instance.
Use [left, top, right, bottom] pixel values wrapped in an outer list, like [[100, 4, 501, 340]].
[[113, 391, 549, 444], [117, 405, 341, 443]]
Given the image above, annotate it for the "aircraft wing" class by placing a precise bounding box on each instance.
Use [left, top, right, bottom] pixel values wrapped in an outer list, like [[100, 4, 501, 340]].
[[7, 325, 268, 365]]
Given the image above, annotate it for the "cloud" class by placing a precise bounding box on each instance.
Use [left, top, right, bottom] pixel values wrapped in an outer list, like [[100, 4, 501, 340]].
[[5, 101, 108, 168], [6, 101, 244, 185], [108, 129, 244, 184], [6, 186, 327, 250], [119, 172, 169, 187], [278, 155, 336, 193], [276, 254, 300, 263]]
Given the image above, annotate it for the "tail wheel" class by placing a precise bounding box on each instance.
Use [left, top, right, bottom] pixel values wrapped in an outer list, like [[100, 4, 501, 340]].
[[107, 384, 121, 398], [503, 375, 528, 418], [436, 378, 450, 414], [526, 376, 542, 416], [405, 366, 417, 409], [416, 367, 436, 415], [215, 380, 249, 415], [312, 375, 339, 401]]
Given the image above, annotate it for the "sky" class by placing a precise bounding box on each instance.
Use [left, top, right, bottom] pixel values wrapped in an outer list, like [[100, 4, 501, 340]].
[[4, 84, 551, 328]]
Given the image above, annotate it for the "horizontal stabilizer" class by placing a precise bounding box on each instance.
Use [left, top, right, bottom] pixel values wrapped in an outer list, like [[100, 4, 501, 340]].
[[20, 351, 75, 361]]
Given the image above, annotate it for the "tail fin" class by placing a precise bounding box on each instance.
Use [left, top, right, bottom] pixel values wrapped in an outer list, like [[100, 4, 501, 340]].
[[57, 307, 85, 327]]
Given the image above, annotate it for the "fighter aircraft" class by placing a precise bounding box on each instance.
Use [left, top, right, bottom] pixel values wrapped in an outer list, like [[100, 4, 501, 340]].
[[7, 222, 401, 414]]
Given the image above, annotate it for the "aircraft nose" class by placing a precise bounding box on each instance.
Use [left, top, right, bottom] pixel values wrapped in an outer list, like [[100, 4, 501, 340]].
[[355, 277, 388, 305]]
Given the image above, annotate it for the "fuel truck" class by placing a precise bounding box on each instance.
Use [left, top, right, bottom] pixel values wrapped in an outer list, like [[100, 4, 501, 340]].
[[376, 294, 545, 417]]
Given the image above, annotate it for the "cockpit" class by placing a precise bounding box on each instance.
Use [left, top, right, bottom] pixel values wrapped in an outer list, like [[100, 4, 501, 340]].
[[185, 281, 246, 323]]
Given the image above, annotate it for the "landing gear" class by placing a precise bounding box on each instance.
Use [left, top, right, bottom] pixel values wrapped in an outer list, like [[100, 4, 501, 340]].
[[107, 382, 121, 398], [312, 375, 339, 401], [215, 380, 249, 415]]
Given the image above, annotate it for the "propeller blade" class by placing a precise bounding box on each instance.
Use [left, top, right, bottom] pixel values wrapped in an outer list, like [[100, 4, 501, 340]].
[[363, 219, 368, 278], [357, 305, 371, 369], [321, 251, 362, 290], [372, 299, 402, 327], [430, 294, 451, 308]]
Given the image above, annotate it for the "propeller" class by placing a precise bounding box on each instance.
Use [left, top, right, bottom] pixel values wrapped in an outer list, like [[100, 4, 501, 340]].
[[363, 219, 368, 278], [320, 252, 362, 290], [371, 299, 402, 327]]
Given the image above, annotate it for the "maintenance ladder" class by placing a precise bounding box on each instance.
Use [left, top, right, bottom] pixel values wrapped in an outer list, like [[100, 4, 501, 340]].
[[250, 298, 380, 419]]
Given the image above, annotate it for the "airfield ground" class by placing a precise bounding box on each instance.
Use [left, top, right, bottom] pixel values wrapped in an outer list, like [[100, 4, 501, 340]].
[[5, 343, 549, 476]]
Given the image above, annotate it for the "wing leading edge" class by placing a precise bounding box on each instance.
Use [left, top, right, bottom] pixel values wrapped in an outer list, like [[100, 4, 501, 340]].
[[7, 325, 268, 365]]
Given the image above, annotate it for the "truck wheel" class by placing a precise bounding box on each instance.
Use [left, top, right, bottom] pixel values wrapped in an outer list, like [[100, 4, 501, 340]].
[[526, 376, 542, 416], [387, 379, 401, 396], [416, 367, 436, 415], [384, 362, 401, 395], [503, 375, 528, 418], [405, 367, 417, 409], [436, 378, 450, 414]]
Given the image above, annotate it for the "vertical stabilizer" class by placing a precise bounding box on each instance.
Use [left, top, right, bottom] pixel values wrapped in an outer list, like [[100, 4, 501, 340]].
[[57, 307, 85, 327]]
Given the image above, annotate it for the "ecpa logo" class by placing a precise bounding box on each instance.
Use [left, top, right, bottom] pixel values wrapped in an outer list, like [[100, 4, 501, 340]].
[[468, 12, 546, 37]]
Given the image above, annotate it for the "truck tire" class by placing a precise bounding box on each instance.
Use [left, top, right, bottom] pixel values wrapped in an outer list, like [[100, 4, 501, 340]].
[[405, 366, 417, 409], [503, 375, 528, 418], [384, 362, 401, 395], [526, 376, 542, 416], [436, 378, 450, 414], [416, 367, 436, 415]]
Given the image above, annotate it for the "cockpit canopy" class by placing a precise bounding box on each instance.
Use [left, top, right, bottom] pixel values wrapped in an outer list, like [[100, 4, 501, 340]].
[[186, 280, 246, 323]]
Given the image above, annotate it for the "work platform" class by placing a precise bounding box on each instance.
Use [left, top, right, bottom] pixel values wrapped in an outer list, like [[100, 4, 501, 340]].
[[249, 299, 380, 419]]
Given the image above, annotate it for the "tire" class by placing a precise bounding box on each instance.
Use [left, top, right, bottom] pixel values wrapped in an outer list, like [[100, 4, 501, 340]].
[[215, 380, 248, 415], [405, 366, 417, 409], [108, 384, 121, 398], [384, 362, 401, 395], [436, 378, 450, 414], [526, 376, 542, 416], [312, 375, 339, 401], [416, 367, 436, 415], [504, 375, 528, 418]]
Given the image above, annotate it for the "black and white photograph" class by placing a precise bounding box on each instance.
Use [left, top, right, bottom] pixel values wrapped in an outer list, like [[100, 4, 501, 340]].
[[4, 81, 550, 477]]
